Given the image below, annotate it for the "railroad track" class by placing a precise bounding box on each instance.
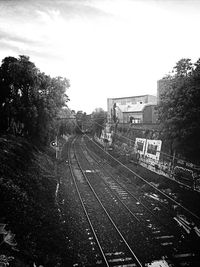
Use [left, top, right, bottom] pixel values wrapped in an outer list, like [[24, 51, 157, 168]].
[[68, 136, 144, 266], [79, 134, 200, 266], [83, 135, 200, 222]]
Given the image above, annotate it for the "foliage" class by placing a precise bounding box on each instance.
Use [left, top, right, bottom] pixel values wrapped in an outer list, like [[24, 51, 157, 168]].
[[157, 58, 200, 162], [57, 108, 76, 135], [75, 110, 92, 133], [91, 108, 107, 137], [173, 58, 193, 77], [0, 55, 70, 144], [0, 55, 73, 265], [0, 136, 70, 266]]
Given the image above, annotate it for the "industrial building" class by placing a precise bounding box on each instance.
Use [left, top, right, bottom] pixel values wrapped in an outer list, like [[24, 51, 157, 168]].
[[107, 94, 157, 124]]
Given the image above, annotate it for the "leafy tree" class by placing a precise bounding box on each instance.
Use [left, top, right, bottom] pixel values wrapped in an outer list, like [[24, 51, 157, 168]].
[[173, 58, 193, 77], [0, 56, 38, 134], [35, 74, 70, 143], [158, 58, 200, 162], [57, 107, 76, 135], [91, 108, 107, 137], [0, 55, 70, 144]]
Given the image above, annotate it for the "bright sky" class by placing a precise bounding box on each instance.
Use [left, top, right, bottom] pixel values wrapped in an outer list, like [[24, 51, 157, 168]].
[[0, 0, 200, 113]]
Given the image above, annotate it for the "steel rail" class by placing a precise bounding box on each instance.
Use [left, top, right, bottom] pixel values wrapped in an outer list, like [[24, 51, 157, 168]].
[[83, 134, 200, 222], [80, 135, 200, 266], [78, 139, 189, 246], [71, 136, 143, 267], [78, 140, 153, 221], [77, 136, 197, 265], [78, 141, 141, 223], [80, 139, 197, 246], [82, 139, 166, 215], [77, 139, 180, 254], [81, 139, 180, 226], [68, 136, 110, 267]]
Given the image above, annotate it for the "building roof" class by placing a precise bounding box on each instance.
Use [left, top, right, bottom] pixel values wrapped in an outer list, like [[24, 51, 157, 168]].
[[108, 94, 156, 101]]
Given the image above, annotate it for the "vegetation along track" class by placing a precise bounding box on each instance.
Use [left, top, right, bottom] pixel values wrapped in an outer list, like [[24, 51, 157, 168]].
[[79, 134, 200, 266], [69, 136, 145, 266]]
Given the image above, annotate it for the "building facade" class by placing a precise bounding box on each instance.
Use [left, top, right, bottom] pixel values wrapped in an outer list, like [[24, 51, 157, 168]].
[[143, 104, 158, 124], [107, 94, 157, 123]]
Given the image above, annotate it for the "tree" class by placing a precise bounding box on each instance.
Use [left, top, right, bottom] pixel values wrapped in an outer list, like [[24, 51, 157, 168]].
[[0, 56, 40, 133], [173, 58, 193, 77], [91, 108, 107, 137], [35, 74, 70, 143], [0, 55, 70, 144], [57, 107, 76, 135], [158, 58, 200, 162]]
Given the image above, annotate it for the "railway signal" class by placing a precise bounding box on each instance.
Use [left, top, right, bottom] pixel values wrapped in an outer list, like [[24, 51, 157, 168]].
[[50, 137, 60, 160], [50, 140, 57, 148]]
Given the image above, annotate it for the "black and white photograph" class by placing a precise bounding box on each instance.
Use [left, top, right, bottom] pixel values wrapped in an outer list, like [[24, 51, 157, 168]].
[[0, 0, 200, 266]]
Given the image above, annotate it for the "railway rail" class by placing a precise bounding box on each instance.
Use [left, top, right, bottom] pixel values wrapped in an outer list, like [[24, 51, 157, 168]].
[[78, 134, 200, 266], [83, 135, 200, 221], [59, 134, 200, 266], [68, 136, 143, 266]]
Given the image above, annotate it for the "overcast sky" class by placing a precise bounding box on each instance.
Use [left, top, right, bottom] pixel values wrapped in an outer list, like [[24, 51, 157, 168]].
[[1, 0, 200, 113]]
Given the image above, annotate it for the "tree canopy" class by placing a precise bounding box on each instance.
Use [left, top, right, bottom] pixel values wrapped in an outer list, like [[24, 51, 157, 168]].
[[0, 55, 70, 144], [91, 108, 107, 137], [158, 58, 200, 163]]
